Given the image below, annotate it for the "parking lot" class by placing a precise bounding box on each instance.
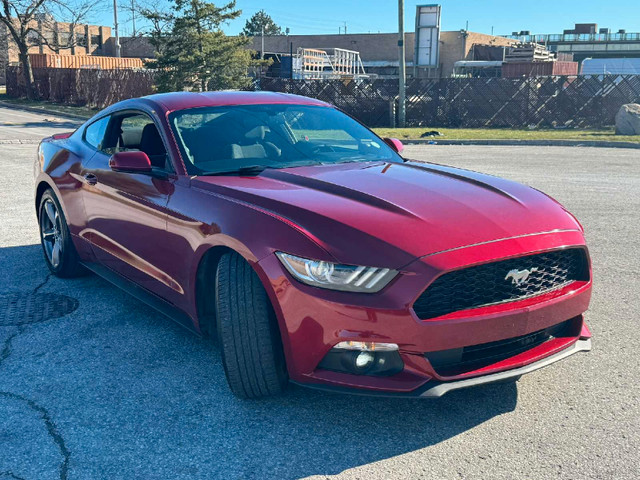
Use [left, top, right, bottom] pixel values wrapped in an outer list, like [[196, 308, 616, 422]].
[[0, 106, 638, 479]]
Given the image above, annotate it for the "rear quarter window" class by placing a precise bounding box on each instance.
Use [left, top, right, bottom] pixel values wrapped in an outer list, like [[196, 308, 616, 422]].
[[84, 116, 110, 150]]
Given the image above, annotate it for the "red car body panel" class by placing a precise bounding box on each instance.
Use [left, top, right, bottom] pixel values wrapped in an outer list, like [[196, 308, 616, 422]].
[[191, 162, 583, 268], [34, 91, 592, 397]]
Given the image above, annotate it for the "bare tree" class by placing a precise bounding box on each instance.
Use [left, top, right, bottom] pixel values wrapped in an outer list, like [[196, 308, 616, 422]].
[[139, 0, 173, 51], [0, 0, 101, 98]]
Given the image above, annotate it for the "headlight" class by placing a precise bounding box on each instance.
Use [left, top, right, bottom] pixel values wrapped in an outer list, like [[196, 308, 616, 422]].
[[276, 252, 398, 293]]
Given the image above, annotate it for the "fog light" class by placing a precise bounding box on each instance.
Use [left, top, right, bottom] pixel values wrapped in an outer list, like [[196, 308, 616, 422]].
[[317, 343, 404, 377], [355, 351, 375, 369]]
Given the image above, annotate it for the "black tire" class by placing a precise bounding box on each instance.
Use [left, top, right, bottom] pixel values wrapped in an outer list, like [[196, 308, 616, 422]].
[[38, 189, 85, 278], [215, 252, 288, 398]]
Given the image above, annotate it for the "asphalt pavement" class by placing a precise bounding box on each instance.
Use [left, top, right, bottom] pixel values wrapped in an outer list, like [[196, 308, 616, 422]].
[[0, 105, 638, 479]]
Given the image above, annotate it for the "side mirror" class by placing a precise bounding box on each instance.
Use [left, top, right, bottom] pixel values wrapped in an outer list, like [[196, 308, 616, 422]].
[[109, 151, 152, 173], [383, 137, 404, 154]]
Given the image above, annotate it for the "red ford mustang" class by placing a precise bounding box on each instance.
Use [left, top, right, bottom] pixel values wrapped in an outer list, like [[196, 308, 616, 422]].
[[34, 91, 592, 398]]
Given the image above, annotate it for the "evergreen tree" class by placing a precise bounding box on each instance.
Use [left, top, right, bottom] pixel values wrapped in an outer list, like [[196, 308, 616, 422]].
[[241, 10, 282, 36], [143, 0, 256, 92]]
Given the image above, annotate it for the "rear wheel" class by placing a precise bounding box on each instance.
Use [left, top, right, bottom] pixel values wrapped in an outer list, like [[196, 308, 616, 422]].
[[215, 252, 288, 398], [38, 189, 85, 278]]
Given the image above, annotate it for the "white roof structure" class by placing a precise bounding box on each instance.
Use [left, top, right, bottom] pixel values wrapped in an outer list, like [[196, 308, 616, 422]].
[[581, 58, 640, 75], [294, 48, 368, 79]]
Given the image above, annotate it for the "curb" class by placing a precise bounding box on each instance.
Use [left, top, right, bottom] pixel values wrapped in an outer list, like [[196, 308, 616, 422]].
[[402, 138, 640, 149], [0, 139, 41, 144], [0, 101, 89, 121]]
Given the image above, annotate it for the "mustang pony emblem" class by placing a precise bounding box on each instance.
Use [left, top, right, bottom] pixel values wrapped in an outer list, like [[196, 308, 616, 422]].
[[505, 267, 539, 285]]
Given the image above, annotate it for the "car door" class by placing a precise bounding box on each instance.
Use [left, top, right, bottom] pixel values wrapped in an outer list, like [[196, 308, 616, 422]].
[[55, 115, 111, 261], [82, 109, 180, 298]]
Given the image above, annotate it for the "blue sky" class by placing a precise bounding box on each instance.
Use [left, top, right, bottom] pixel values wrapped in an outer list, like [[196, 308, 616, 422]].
[[103, 0, 640, 37]]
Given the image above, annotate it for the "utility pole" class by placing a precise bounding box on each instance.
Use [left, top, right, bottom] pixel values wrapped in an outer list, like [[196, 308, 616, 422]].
[[131, 0, 136, 36], [113, 0, 121, 57], [397, 0, 406, 127], [261, 25, 264, 59]]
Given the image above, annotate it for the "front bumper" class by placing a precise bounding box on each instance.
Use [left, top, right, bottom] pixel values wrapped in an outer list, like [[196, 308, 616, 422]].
[[294, 337, 592, 398], [257, 230, 592, 396], [419, 336, 591, 398]]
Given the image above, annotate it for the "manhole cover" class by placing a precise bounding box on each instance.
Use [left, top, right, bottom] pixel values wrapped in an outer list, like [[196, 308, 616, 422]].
[[0, 293, 79, 326]]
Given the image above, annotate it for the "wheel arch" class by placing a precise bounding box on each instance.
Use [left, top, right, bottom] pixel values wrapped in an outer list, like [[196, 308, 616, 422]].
[[35, 179, 55, 214], [193, 242, 284, 343], [34, 177, 70, 222], [194, 244, 240, 337]]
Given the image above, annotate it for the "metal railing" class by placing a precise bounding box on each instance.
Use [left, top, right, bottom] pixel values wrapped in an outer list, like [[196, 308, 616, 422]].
[[503, 32, 640, 44]]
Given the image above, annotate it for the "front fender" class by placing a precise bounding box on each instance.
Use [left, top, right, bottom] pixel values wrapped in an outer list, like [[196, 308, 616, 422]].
[[165, 181, 335, 328]]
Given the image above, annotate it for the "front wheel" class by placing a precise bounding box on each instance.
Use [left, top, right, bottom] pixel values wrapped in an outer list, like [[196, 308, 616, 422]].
[[38, 189, 85, 278], [215, 252, 288, 398]]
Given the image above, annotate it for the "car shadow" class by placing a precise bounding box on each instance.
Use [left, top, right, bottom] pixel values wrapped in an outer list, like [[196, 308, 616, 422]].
[[237, 381, 518, 478], [0, 244, 518, 479]]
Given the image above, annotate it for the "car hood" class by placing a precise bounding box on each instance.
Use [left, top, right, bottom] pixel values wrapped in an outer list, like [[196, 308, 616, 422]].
[[193, 161, 583, 268]]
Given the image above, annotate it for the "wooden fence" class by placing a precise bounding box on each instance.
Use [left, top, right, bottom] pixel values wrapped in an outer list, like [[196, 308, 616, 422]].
[[5, 67, 155, 109]]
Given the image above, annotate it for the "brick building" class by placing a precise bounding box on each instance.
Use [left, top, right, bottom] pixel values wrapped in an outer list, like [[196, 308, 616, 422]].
[[0, 18, 111, 84], [87, 30, 519, 79], [1, 24, 518, 84]]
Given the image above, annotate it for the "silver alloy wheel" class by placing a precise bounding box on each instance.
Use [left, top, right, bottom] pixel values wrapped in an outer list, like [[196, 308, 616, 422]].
[[40, 198, 63, 268]]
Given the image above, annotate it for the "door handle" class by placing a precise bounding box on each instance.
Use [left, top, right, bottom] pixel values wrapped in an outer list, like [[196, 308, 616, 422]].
[[83, 173, 98, 186]]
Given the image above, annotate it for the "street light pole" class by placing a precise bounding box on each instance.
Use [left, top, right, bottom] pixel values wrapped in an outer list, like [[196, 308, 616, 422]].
[[113, 0, 121, 57], [398, 0, 406, 127], [131, 0, 136, 37]]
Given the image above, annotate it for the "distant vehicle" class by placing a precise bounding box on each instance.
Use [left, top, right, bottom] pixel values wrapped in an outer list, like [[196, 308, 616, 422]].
[[581, 57, 640, 75], [34, 91, 592, 398]]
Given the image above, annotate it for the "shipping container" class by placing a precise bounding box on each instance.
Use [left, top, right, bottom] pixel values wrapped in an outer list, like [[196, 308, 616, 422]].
[[502, 61, 578, 78], [29, 53, 146, 70]]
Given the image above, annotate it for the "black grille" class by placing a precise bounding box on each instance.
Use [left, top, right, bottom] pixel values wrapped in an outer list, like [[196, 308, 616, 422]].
[[413, 248, 589, 319], [425, 318, 577, 377]]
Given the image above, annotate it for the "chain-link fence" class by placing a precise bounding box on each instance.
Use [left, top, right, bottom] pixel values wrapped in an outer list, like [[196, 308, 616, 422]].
[[256, 76, 640, 128], [6, 67, 640, 128]]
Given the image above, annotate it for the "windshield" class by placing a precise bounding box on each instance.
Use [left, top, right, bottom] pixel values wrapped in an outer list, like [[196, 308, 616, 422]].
[[168, 104, 402, 175]]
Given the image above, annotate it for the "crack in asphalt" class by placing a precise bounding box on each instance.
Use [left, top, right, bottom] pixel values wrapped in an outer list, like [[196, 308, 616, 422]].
[[0, 392, 70, 480], [0, 275, 52, 368], [0, 331, 20, 367], [0, 471, 27, 480], [32, 274, 52, 294], [0, 272, 70, 480]]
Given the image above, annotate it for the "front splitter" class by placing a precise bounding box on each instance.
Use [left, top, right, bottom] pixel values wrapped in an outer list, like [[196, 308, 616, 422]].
[[293, 338, 592, 398]]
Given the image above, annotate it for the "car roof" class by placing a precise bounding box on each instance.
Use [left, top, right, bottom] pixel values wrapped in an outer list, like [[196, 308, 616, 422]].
[[140, 91, 333, 113], [85, 91, 335, 127]]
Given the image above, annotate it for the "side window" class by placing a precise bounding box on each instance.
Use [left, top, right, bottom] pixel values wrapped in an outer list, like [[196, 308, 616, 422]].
[[119, 114, 154, 152], [115, 113, 170, 171], [84, 116, 110, 150]]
